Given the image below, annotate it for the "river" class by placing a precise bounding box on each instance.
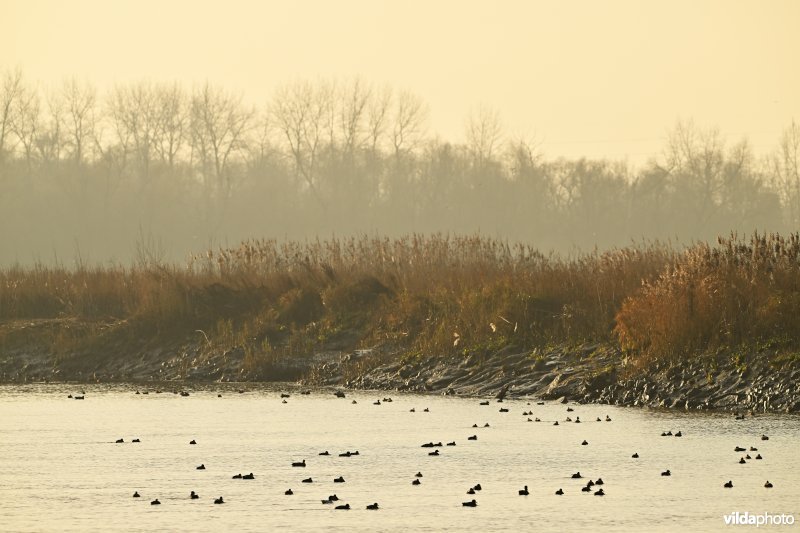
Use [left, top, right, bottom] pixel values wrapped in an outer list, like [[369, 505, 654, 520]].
[[0, 384, 797, 532]]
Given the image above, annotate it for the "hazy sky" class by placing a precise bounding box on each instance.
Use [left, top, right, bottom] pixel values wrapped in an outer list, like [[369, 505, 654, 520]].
[[3, 0, 798, 164]]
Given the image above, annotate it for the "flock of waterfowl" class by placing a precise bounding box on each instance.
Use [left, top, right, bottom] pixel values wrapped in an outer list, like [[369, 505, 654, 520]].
[[74, 387, 779, 513]]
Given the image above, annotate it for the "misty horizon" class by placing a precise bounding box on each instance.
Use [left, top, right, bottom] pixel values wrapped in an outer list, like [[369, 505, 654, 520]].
[[1, 69, 799, 267]]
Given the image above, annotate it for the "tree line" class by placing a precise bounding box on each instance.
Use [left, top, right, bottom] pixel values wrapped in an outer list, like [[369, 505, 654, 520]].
[[1, 67, 798, 265]]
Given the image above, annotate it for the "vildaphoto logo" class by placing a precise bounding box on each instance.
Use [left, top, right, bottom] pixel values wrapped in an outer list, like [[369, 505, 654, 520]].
[[723, 512, 796, 527]]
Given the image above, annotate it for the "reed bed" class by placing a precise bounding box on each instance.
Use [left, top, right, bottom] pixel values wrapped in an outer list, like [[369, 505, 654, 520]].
[[1, 233, 798, 368]]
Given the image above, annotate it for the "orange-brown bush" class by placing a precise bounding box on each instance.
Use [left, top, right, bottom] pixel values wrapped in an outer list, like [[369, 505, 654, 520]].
[[615, 232, 800, 366]]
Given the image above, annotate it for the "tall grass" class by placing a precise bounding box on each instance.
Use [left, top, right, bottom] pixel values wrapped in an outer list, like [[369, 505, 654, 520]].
[[2, 233, 799, 371], [615, 232, 800, 366]]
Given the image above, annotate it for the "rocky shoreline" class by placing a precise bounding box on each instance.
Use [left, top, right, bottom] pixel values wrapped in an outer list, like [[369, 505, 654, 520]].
[[1, 320, 798, 413], [316, 344, 800, 414]]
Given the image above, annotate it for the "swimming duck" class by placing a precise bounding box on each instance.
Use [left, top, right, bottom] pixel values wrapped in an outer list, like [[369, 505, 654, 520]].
[[499, 408, 509, 413], [554, 421, 559, 426], [571, 472, 582, 479], [352, 400, 357, 404], [594, 488, 605, 496], [755, 454, 762, 460], [605, 416, 611, 421], [587, 480, 595, 487], [421, 442, 435, 448], [567, 407, 574, 412], [415, 472, 423, 477], [232, 473, 242, 479], [292, 460, 306, 467], [243, 473, 254, 480], [483, 423, 490, 427], [302, 478, 313, 483], [374, 400, 381, 405], [280, 393, 290, 398], [582, 485, 592, 492], [189, 440, 197, 445], [285, 489, 293, 495], [281, 399, 287, 404], [191, 491, 199, 499], [575, 417, 581, 423], [675, 431, 682, 437], [555, 488, 564, 495], [749, 447, 758, 451], [597, 417, 602, 422], [735, 446, 746, 452], [595, 478, 604, 485], [115, 438, 124, 443], [581, 440, 589, 445], [746, 454, 752, 459], [519, 485, 529, 495], [214, 497, 224, 504], [632, 453, 639, 458], [132, 438, 140, 443], [412, 479, 421, 485], [462, 499, 477, 507], [764, 481, 773, 488], [328, 495, 339, 501], [467, 488, 475, 494], [761, 434, 769, 441], [151, 499, 160, 505], [410, 408, 416, 412], [339, 451, 352, 457], [480, 401, 490, 405], [335, 391, 345, 398], [321, 499, 332, 504], [537, 402, 545, 405], [535, 418, 541, 422], [724, 481, 733, 488], [333, 476, 345, 483], [472, 424, 478, 428], [319, 451, 329, 456], [473, 484, 482, 491], [527, 418, 532, 422], [447, 441, 456, 446], [335, 503, 350, 510], [133, 491, 140, 498], [661, 470, 671, 476], [428, 450, 440, 456], [197, 464, 205, 470], [566, 417, 572, 422], [366, 503, 379, 510], [739, 457, 746, 464], [468, 435, 477, 440]]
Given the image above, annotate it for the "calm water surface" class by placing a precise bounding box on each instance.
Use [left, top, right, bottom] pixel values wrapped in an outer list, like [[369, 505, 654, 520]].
[[0, 384, 798, 532]]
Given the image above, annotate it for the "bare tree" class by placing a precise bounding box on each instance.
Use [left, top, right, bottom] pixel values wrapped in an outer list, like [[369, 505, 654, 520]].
[[366, 84, 392, 153], [9, 78, 41, 170], [465, 104, 503, 167], [61, 78, 98, 166], [269, 79, 333, 205], [190, 82, 254, 197], [0, 67, 24, 163], [391, 90, 428, 158], [771, 119, 800, 225], [338, 77, 370, 155], [108, 81, 159, 184], [154, 83, 187, 168], [662, 119, 725, 223]]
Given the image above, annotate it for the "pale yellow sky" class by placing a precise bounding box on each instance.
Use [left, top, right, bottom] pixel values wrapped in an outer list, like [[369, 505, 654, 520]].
[[3, 0, 798, 163]]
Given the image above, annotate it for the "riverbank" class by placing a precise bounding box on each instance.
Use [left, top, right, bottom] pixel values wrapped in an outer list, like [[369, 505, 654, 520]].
[[1, 317, 797, 413], [2, 233, 800, 412]]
